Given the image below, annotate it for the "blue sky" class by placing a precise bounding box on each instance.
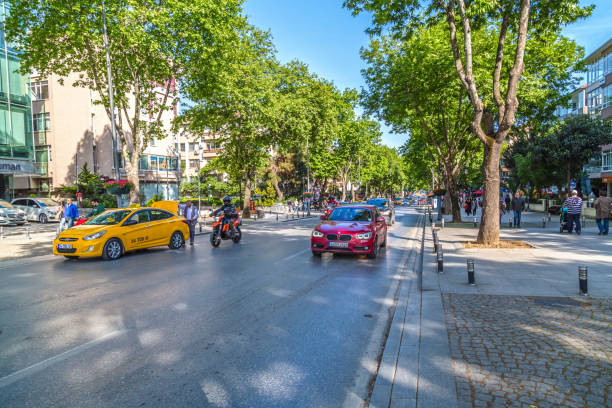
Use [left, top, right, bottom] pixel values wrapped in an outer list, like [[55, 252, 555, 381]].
[[243, 0, 612, 148]]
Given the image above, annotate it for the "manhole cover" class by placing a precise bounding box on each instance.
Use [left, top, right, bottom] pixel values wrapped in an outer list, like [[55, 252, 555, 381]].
[[531, 297, 585, 307]]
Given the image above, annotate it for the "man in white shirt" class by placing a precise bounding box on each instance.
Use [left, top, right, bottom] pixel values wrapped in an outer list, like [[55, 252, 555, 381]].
[[183, 200, 199, 245]]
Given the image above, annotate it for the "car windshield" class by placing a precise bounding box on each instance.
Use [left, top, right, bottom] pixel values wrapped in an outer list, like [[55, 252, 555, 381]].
[[0, 200, 14, 208], [85, 210, 131, 226], [36, 198, 59, 207], [328, 207, 372, 222], [367, 198, 388, 208]]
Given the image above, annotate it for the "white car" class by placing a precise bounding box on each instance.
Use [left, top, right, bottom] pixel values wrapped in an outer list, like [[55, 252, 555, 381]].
[[11, 197, 61, 224], [0, 200, 27, 226]]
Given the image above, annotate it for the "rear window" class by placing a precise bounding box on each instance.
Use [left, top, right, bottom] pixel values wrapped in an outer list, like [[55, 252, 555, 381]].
[[328, 207, 372, 222], [367, 199, 388, 208]]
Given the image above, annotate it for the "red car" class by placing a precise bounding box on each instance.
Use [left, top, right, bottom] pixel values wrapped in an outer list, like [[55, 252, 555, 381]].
[[311, 205, 387, 258]]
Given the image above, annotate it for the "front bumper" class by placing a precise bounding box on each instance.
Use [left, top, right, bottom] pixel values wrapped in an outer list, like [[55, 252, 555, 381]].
[[52, 238, 105, 258], [311, 236, 374, 254]]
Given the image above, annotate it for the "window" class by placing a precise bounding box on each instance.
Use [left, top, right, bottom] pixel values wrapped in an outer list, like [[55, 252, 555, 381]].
[[149, 210, 172, 221], [587, 88, 603, 114], [603, 84, 612, 109], [30, 80, 48, 100], [190, 160, 199, 169], [33, 113, 50, 132], [181, 159, 186, 171], [127, 210, 150, 224], [189, 142, 198, 152], [180, 143, 185, 152], [139, 155, 149, 170]]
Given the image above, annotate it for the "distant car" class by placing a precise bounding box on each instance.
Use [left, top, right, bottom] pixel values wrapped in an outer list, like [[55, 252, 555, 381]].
[[402, 198, 410, 205], [393, 198, 402, 206], [0, 199, 27, 226], [11, 197, 61, 224], [53, 202, 189, 260], [367, 198, 395, 225], [311, 205, 387, 258]]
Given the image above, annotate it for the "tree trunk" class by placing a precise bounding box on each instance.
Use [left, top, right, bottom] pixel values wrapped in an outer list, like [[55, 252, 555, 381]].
[[269, 162, 283, 201], [351, 187, 355, 202], [477, 141, 502, 245], [243, 175, 252, 215], [442, 161, 462, 223], [125, 153, 140, 205]]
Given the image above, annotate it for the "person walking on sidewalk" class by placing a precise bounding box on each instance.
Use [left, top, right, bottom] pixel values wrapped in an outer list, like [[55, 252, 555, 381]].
[[64, 198, 79, 228], [511, 192, 525, 228], [504, 193, 511, 213], [184, 200, 199, 246], [594, 191, 611, 236], [563, 190, 583, 235]]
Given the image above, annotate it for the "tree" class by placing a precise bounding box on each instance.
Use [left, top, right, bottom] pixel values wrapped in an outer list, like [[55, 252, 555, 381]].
[[534, 115, 612, 194], [345, 0, 590, 243], [361, 24, 480, 222], [7, 0, 244, 203]]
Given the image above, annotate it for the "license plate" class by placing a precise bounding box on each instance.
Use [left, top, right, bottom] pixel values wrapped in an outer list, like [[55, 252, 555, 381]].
[[329, 242, 348, 248], [58, 244, 73, 249]]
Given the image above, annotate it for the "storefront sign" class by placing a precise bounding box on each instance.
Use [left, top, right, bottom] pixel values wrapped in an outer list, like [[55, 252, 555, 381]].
[[603, 177, 611, 183], [0, 160, 35, 175]]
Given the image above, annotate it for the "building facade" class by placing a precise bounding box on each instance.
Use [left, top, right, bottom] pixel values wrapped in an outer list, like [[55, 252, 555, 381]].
[[584, 37, 612, 197], [0, 0, 35, 201], [28, 72, 180, 202], [177, 130, 222, 182]]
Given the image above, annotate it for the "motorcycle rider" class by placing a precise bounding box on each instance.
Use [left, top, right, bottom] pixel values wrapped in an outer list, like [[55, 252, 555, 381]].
[[211, 196, 238, 235], [326, 195, 338, 208]]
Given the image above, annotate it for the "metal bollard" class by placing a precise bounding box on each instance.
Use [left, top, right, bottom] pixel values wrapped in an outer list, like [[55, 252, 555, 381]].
[[26, 226, 31, 240], [581, 215, 586, 228], [542, 217, 546, 228], [0, 226, 3, 240], [199, 222, 202, 233], [432, 222, 435, 230], [437, 248, 443, 273], [548, 213, 551, 222], [473, 217, 477, 227], [508, 217, 512, 228], [578, 266, 588, 296], [467, 259, 475, 285], [441, 218, 445, 229], [276, 213, 279, 221]]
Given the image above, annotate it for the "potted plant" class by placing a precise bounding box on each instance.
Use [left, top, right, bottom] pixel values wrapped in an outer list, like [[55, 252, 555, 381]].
[[104, 180, 134, 195]]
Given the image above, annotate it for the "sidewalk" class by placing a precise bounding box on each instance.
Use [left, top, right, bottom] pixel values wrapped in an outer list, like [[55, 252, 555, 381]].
[[430, 213, 611, 408]]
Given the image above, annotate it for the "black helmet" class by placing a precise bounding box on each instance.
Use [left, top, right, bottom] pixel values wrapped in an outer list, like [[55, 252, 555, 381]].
[[223, 196, 231, 205], [329, 195, 335, 201]]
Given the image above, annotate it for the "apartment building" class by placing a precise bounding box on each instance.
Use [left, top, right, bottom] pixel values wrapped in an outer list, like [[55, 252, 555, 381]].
[[584, 37, 612, 197], [29, 72, 181, 202], [0, 0, 35, 201], [176, 129, 222, 182]]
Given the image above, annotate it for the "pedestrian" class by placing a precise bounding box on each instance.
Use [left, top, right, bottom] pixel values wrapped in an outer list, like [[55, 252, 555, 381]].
[[88, 198, 105, 218], [63, 198, 79, 228], [594, 191, 611, 236], [499, 199, 506, 225], [287, 199, 293, 214], [465, 198, 471, 216], [56, 200, 66, 235], [504, 194, 511, 212], [511, 192, 525, 228], [184, 200, 199, 245], [562, 190, 583, 235]]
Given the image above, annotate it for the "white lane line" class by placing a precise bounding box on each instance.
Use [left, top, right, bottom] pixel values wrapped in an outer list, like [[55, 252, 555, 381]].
[[274, 248, 310, 264], [0, 329, 127, 389]]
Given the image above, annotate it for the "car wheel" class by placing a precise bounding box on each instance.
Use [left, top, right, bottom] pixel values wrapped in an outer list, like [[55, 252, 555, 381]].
[[232, 227, 242, 243], [64, 255, 78, 259], [312, 250, 322, 257], [381, 232, 387, 248], [39, 213, 48, 224], [102, 238, 123, 260], [169, 231, 184, 249], [367, 238, 378, 259]]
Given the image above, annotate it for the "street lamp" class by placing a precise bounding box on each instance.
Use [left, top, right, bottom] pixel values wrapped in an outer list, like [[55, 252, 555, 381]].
[[101, 0, 121, 207]]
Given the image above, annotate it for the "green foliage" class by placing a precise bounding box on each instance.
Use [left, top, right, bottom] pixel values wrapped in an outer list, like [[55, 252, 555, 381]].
[[6, 0, 245, 203], [76, 162, 105, 199], [146, 194, 163, 207]]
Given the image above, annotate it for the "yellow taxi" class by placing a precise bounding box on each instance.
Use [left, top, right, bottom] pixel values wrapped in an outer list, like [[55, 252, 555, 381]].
[[53, 201, 190, 260]]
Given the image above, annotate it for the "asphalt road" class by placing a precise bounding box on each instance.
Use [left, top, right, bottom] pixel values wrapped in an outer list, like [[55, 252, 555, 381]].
[[0, 207, 422, 408]]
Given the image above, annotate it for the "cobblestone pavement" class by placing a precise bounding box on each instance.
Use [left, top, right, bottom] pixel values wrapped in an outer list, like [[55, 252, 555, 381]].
[[442, 294, 612, 408]]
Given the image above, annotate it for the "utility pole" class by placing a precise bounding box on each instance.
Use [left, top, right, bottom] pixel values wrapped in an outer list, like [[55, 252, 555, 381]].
[[102, 0, 121, 207]]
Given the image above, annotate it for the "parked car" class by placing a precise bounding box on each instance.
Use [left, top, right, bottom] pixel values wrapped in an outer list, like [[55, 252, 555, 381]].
[[0, 199, 27, 226], [366, 198, 395, 225], [11, 197, 61, 223]]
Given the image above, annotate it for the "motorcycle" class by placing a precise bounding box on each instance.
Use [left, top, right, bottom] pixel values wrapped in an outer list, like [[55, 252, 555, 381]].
[[323, 202, 337, 218], [210, 211, 242, 247]]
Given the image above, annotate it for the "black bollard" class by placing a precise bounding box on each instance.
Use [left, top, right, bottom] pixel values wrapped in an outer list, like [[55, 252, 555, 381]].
[[473, 217, 477, 228], [508, 217, 512, 228], [467, 259, 475, 285], [437, 248, 443, 273], [578, 266, 588, 296]]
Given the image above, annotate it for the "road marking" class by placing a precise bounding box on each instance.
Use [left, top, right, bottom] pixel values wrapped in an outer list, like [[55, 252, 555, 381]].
[[0, 329, 127, 389], [274, 248, 309, 264]]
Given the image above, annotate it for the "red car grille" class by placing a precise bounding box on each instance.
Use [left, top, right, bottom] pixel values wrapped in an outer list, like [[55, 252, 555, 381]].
[[326, 233, 353, 241]]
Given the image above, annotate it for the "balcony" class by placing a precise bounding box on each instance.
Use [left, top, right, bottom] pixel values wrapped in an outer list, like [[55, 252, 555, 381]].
[[34, 132, 47, 146]]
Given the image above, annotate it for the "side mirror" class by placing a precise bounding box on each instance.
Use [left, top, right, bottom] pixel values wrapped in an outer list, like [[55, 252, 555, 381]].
[[123, 219, 137, 226], [320, 215, 327, 220], [376, 216, 385, 223]]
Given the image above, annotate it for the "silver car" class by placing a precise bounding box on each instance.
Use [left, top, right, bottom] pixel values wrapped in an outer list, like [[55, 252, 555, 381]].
[[0, 199, 27, 226], [11, 197, 61, 224]]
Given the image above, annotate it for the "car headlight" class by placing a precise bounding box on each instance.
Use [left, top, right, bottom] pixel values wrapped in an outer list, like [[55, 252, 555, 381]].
[[312, 230, 324, 238], [83, 230, 107, 241], [356, 232, 372, 240]]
